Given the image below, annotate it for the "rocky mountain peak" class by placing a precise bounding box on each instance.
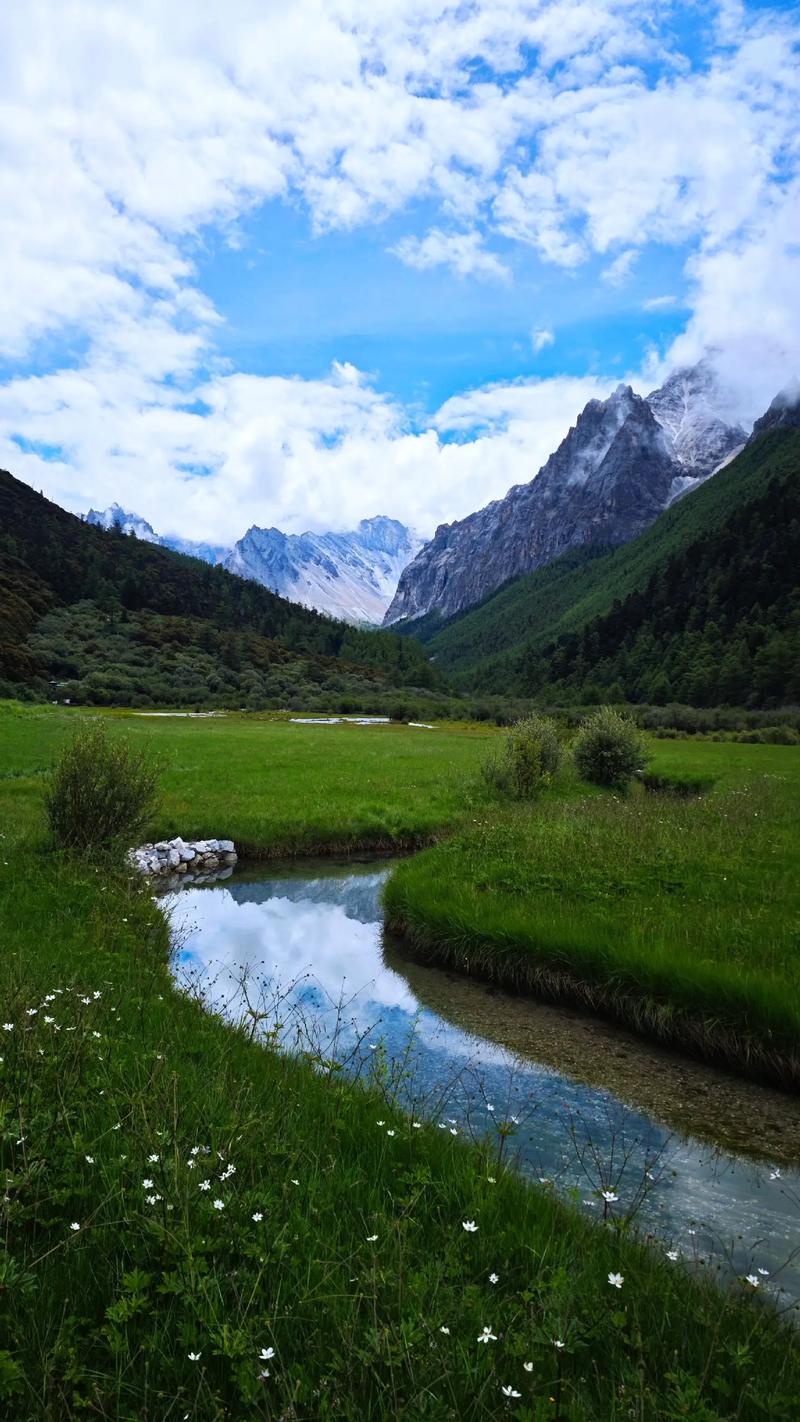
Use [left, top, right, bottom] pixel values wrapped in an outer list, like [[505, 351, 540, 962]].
[[384, 360, 748, 626]]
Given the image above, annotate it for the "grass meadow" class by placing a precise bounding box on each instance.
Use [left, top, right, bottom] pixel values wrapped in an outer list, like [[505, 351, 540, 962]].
[[1, 702, 800, 1417]]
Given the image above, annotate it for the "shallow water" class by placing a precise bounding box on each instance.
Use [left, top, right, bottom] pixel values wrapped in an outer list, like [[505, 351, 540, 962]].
[[168, 857, 800, 1309]]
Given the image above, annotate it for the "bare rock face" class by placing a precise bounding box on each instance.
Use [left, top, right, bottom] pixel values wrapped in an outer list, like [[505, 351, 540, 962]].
[[750, 379, 800, 438], [384, 363, 747, 626]]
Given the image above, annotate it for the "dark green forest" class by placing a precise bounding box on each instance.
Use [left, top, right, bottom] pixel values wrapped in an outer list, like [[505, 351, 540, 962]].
[[0, 471, 437, 709], [400, 429, 800, 708]]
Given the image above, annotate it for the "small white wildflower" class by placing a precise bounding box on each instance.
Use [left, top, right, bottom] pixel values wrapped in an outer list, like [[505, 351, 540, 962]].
[[26, 1008, 38, 1016], [187, 1351, 201, 1362], [199, 1180, 211, 1191], [80, 997, 91, 1005], [190, 1146, 200, 1156], [477, 1326, 497, 1343], [258, 1369, 270, 1380], [290, 1178, 299, 1186], [439, 1326, 450, 1335], [386, 1129, 395, 1137], [147, 1153, 158, 1163], [525, 1358, 536, 1368], [486, 1103, 495, 1112], [187, 1159, 196, 1169], [666, 1250, 679, 1261], [146, 1195, 158, 1205], [601, 1191, 618, 1203], [44, 1015, 54, 1024], [259, 1347, 275, 1361], [376, 1120, 385, 1126], [412, 1122, 422, 1129], [85, 1155, 95, 1165], [449, 1128, 458, 1136], [757, 1267, 770, 1276], [769, 1169, 782, 1181], [745, 1274, 760, 1288], [143, 1178, 154, 1189], [212, 1198, 225, 1211], [2, 1024, 12, 1031], [69, 1222, 80, 1232], [366, 1234, 378, 1242], [488, 1273, 499, 1284], [487, 1176, 496, 1184], [252, 1212, 263, 1222], [462, 1220, 478, 1232], [501, 1385, 521, 1398], [608, 1272, 624, 1289]]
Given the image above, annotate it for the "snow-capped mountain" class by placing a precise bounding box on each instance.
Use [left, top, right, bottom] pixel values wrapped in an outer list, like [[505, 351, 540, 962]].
[[225, 517, 422, 624], [384, 362, 747, 626], [84, 504, 421, 625], [84, 504, 227, 565], [646, 360, 746, 486]]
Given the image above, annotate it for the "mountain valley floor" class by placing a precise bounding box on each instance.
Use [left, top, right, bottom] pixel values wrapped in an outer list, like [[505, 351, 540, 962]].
[[1, 702, 799, 1418]]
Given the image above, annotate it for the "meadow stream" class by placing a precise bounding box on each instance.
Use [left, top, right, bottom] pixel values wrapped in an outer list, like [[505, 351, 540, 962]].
[[166, 856, 800, 1312]]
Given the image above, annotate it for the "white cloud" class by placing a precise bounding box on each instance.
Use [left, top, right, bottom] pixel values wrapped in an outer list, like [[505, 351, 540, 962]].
[[0, 0, 798, 548], [531, 328, 555, 353], [642, 295, 679, 312], [391, 229, 510, 281], [602, 249, 638, 287]]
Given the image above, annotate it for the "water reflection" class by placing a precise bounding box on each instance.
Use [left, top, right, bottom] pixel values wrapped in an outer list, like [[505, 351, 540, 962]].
[[169, 857, 800, 1308]]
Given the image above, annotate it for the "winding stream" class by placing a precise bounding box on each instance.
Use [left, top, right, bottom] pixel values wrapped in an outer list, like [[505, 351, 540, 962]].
[[167, 856, 800, 1310]]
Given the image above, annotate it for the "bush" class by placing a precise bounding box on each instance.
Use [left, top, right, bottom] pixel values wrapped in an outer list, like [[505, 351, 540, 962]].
[[641, 769, 716, 797], [573, 706, 647, 788], [44, 720, 160, 855], [481, 713, 563, 799]]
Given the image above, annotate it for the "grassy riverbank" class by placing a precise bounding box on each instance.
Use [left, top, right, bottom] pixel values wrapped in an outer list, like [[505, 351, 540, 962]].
[[385, 743, 800, 1085], [1, 706, 800, 1418]]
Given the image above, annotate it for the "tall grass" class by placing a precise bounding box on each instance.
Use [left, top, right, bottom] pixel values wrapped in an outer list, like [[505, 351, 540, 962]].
[[2, 856, 799, 1419]]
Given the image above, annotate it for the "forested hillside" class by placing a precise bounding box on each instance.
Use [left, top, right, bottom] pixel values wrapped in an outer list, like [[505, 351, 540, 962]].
[[0, 471, 436, 708], [402, 429, 800, 707]]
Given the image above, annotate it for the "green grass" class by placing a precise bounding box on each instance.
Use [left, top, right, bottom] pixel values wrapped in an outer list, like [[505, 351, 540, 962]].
[[385, 740, 800, 1084], [2, 705, 800, 1418]]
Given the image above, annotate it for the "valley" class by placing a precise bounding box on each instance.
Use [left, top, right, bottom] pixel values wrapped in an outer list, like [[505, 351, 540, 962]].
[[2, 703, 799, 1417]]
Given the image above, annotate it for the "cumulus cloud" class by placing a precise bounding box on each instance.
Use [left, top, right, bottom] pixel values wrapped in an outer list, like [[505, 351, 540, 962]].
[[0, 0, 797, 544], [390, 229, 510, 281]]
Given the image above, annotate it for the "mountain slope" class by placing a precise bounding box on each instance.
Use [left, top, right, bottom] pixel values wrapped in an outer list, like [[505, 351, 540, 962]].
[[385, 363, 744, 625], [0, 471, 435, 708], [402, 426, 800, 707], [226, 517, 421, 624]]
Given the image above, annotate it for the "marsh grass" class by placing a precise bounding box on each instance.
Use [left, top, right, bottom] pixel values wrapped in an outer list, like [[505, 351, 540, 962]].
[[385, 773, 800, 1083], [2, 857, 800, 1420], [2, 706, 800, 1414]]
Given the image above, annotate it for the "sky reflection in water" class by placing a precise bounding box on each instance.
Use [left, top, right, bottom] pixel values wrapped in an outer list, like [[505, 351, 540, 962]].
[[169, 859, 800, 1310]]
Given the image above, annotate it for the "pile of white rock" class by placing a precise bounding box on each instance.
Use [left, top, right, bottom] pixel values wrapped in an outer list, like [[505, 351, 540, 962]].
[[129, 836, 237, 884]]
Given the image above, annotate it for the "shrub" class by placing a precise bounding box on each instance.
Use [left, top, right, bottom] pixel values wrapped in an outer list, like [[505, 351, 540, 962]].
[[641, 769, 716, 797], [481, 713, 563, 799], [44, 720, 160, 855], [573, 706, 648, 788]]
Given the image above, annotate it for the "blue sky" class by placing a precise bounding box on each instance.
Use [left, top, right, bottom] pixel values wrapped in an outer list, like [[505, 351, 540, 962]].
[[0, 0, 797, 542], [197, 199, 691, 409]]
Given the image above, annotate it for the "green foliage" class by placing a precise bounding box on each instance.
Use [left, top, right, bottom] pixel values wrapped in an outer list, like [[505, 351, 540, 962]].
[[44, 720, 160, 854], [482, 713, 563, 799], [2, 715, 800, 1417], [385, 739, 800, 1083], [641, 768, 717, 797], [0, 469, 437, 707], [574, 707, 647, 788]]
